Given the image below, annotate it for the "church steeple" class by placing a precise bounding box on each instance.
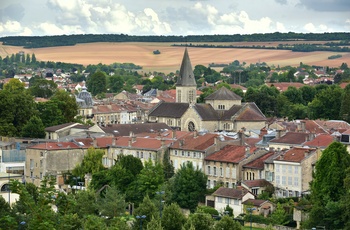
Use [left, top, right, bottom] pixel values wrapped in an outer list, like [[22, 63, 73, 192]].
[[176, 48, 197, 104], [176, 48, 196, 86]]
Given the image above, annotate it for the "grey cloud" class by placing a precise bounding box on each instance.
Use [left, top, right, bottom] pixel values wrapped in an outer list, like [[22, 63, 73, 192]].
[[1, 3, 25, 21], [275, 0, 288, 5], [298, 0, 350, 11]]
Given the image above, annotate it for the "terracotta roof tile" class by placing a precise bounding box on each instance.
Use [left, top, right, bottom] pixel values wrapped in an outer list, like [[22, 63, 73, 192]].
[[204, 145, 249, 163], [269, 132, 309, 145], [243, 152, 275, 169], [170, 133, 221, 151], [242, 199, 269, 206], [242, 179, 272, 188], [28, 142, 80, 150], [303, 134, 334, 148], [148, 102, 189, 118], [274, 147, 316, 163], [212, 187, 249, 199]]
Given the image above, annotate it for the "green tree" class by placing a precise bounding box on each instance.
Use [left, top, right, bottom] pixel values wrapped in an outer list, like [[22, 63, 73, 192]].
[[307, 142, 350, 229], [163, 150, 174, 180], [339, 84, 350, 122], [29, 78, 57, 98], [50, 90, 78, 123], [136, 159, 165, 198], [87, 71, 107, 96], [97, 186, 126, 218], [31, 53, 37, 63], [72, 147, 105, 179], [82, 215, 107, 230], [183, 213, 214, 230], [21, 115, 46, 138], [213, 215, 242, 230], [269, 203, 290, 225], [161, 203, 186, 230], [108, 75, 124, 93], [170, 162, 207, 212], [36, 101, 65, 127], [341, 167, 350, 229], [0, 90, 16, 136], [147, 216, 164, 230], [133, 195, 158, 230], [282, 86, 304, 104]]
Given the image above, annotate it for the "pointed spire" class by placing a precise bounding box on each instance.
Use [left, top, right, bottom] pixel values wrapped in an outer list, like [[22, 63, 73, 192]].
[[176, 48, 196, 86]]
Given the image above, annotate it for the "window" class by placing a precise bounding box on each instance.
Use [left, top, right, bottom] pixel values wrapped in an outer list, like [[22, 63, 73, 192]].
[[30, 159, 34, 170], [218, 197, 222, 203], [294, 177, 299, 186], [182, 151, 184, 156], [223, 123, 230, 130], [213, 180, 217, 187], [187, 152, 190, 157], [282, 165, 286, 173], [141, 152, 144, 158], [234, 199, 239, 205], [294, 166, 299, 174], [214, 167, 217, 176], [288, 176, 292, 186], [276, 165, 280, 173], [40, 152, 44, 157], [225, 198, 230, 204], [40, 172, 43, 179], [282, 176, 286, 185], [40, 160, 43, 167], [218, 105, 225, 110], [175, 150, 178, 156], [207, 166, 211, 175], [137, 151, 140, 158], [220, 167, 223, 177], [188, 121, 195, 131], [102, 157, 108, 166], [252, 188, 258, 195], [226, 182, 229, 188], [193, 152, 196, 158], [288, 166, 292, 173], [276, 175, 280, 185], [189, 90, 194, 103], [149, 153, 152, 159], [226, 167, 230, 178], [232, 167, 236, 178]]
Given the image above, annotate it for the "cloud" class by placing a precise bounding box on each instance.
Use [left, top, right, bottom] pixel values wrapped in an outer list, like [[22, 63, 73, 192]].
[[0, 20, 32, 36], [45, 0, 172, 35], [275, 0, 288, 4], [298, 0, 350, 11], [303, 22, 329, 32]]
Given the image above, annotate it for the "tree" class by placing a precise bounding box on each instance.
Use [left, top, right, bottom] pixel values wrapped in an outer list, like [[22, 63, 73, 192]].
[[36, 101, 65, 127], [108, 75, 124, 93], [183, 213, 214, 230], [72, 147, 105, 179], [21, 115, 46, 138], [307, 142, 350, 229], [136, 159, 165, 198], [86, 71, 107, 96], [97, 186, 126, 218], [163, 150, 174, 180], [133, 195, 158, 230], [161, 203, 186, 230], [170, 162, 207, 212], [282, 86, 304, 104], [147, 216, 163, 230], [29, 78, 57, 98], [269, 203, 290, 225], [0, 90, 16, 136], [340, 84, 350, 122], [50, 90, 78, 123], [213, 215, 242, 230]]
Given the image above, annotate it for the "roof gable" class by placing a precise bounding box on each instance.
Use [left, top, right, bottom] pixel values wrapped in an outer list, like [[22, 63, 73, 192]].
[[205, 87, 242, 101], [148, 102, 189, 118]]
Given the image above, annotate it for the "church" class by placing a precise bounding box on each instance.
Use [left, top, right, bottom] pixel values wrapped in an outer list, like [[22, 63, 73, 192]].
[[148, 48, 267, 132]]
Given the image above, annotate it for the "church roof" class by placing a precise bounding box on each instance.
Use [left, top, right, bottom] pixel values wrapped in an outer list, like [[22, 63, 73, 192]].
[[205, 86, 242, 100], [194, 104, 219, 120], [176, 48, 196, 87], [148, 102, 189, 118]]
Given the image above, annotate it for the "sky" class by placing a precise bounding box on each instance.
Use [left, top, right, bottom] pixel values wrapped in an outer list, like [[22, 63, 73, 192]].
[[0, 0, 349, 37]]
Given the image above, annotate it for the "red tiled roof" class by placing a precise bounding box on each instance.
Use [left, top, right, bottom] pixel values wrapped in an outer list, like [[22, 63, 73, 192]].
[[205, 145, 250, 163], [303, 134, 334, 148], [243, 152, 275, 169], [212, 187, 249, 199], [303, 120, 327, 134], [28, 142, 80, 150], [270, 132, 309, 145], [274, 147, 316, 163], [266, 82, 304, 92], [171, 133, 219, 151], [242, 199, 269, 206], [114, 136, 173, 150]]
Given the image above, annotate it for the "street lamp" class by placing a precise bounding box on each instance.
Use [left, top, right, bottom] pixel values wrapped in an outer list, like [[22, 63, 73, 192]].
[[156, 190, 165, 218], [136, 215, 146, 230], [247, 207, 256, 230]]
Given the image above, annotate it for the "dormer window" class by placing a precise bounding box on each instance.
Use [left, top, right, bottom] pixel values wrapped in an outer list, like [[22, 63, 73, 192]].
[[218, 105, 225, 110]]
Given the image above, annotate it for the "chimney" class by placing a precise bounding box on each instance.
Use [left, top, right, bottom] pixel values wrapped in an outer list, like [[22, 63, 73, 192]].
[[301, 121, 306, 132], [132, 135, 136, 143], [276, 130, 282, 138], [238, 131, 245, 146], [245, 147, 250, 157], [214, 136, 220, 151], [259, 127, 268, 138], [161, 139, 166, 148], [172, 129, 176, 139], [304, 151, 308, 158], [129, 131, 133, 137], [112, 137, 116, 146], [93, 137, 97, 147], [179, 139, 184, 147], [194, 130, 198, 138], [128, 139, 132, 147]]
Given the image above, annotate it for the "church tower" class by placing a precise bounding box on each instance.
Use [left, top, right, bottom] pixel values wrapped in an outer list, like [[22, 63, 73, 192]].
[[176, 48, 197, 104]]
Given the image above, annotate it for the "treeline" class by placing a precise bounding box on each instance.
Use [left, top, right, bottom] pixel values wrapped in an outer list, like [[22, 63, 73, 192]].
[[172, 42, 350, 52], [1, 32, 350, 48]]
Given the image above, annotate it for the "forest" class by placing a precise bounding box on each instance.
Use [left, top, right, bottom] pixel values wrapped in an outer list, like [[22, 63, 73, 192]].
[[0, 32, 349, 48]]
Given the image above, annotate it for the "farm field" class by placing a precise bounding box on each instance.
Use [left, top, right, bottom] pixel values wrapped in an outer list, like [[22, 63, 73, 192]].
[[1, 42, 350, 73]]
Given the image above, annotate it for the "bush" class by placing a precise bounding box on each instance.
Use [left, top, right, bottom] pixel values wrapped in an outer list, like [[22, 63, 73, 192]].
[[196, 206, 219, 216], [243, 214, 270, 224]]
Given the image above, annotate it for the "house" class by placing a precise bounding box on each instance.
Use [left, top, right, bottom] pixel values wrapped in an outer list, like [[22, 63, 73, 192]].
[[242, 199, 274, 217], [242, 151, 275, 182], [209, 187, 255, 217], [265, 82, 304, 92], [241, 179, 273, 196], [169, 132, 238, 172], [273, 147, 318, 197], [268, 132, 312, 150], [204, 137, 268, 189], [45, 122, 104, 140]]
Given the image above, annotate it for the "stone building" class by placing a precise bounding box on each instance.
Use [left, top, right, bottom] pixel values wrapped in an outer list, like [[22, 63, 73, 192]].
[[148, 48, 266, 132]]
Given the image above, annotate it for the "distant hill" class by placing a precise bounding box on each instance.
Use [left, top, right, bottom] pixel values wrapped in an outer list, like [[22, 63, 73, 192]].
[[0, 32, 349, 48]]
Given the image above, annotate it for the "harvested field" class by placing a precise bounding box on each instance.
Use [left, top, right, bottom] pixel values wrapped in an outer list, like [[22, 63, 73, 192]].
[[1, 42, 349, 73]]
